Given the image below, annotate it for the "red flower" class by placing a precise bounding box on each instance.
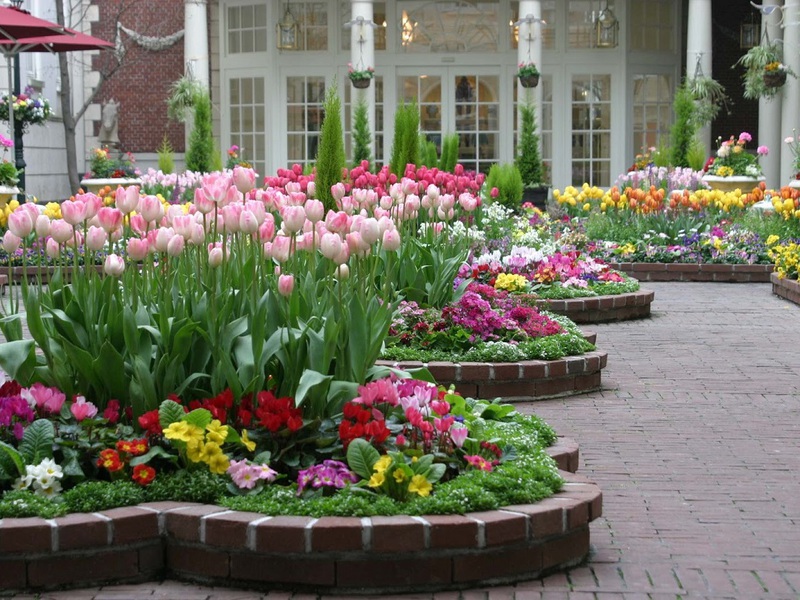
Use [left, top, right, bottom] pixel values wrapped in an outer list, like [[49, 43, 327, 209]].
[[131, 464, 156, 486], [137, 409, 162, 436], [96, 449, 124, 472], [103, 399, 120, 424], [116, 437, 149, 457]]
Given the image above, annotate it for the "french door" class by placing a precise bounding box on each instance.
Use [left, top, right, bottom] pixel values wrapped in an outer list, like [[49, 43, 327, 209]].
[[397, 68, 500, 174]]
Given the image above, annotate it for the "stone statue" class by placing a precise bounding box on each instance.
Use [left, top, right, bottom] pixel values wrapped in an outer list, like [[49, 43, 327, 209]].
[[98, 100, 119, 149]]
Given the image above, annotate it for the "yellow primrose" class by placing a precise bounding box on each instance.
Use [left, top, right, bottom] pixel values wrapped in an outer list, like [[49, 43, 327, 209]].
[[368, 471, 386, 488], [240, 429, 256, 452], [186, 438, 204, 463], [408, 474, 432, 497], [205, 420, 229, 445], [164, 421, 204, 443], [207, 452, 230, 475], [393, 469, 407, 483], [373, 455, 392, 473]]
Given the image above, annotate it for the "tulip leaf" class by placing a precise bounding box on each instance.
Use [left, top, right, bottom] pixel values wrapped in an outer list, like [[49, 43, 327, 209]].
[[346, 438, 380, 480], [0, 339, 36, 384], [294, 369, 332, 414]]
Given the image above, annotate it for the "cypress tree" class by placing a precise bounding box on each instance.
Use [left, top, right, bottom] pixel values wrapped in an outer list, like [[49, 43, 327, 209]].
[[316, 85, 346, 212], [185, 89, 214, 173], [669, 83, 697, 168], [516, 102, 544, 187], [351, 99, 373, 171]]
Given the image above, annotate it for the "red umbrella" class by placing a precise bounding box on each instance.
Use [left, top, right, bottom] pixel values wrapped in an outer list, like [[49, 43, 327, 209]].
[[1, 27, 114, 53]]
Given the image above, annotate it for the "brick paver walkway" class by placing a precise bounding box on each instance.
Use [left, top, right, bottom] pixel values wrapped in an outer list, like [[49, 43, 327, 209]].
[[16, 282, 800, 599]]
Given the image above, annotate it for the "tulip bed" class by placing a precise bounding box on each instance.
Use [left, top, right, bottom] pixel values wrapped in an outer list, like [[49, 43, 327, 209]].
[[0, 164, 594, 522]]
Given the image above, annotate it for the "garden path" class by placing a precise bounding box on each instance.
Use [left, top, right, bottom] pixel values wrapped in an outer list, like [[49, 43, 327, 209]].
[[15, 281, 800, 600]]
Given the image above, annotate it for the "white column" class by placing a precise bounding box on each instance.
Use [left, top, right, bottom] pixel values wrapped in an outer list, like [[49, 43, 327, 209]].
[[686, 0, 713, 153], [185, 0, 210, 88], [760, 0, 783, 188], [350, 1, 375, 161], [781, 0, 800, 182], [517, 0, 542, 104]]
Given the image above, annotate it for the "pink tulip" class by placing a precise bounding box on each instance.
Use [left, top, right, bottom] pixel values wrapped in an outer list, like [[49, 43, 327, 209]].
[[2, 230, 20, 253], [271, 235, 291, 262], [201, 172, 232, 204], [459, 192, 478, 212], [190, 223, 206, 246], [171, 215, 194, 240], [65, 229, 83, 249], [103, 254, 125, 277], [306, 181, 316, 198], [381, 228, 401, 251], [244, 200, 266, 224], [278, 274, 294, 297], [239, 209, 259, 234], [281, 205, 306, 233], [81, 193, 104, 220], [126, 237, 150, 261], [96, 207, 123, 233], [359, 218, 380, 245], [70, 396, 98, 421], [34, 214, 50, 238], [154, 227, 175, 253], [138, 195, 163, 223], [259, 214, 276, 241], [60, 200, 86, 226], [45, 238, 60, 259], [208, 244, 224, 268], [166, 234, 185, 257], [7, 210, 33, 238], [193, 187, 215, 214], [335, 263, 350, 280], [346, 231, 370, 257], [304, 199, 325, 223], [128, 214, 148, 237], [86, 226, 108, 252], [320, 232, 343, 261], [232, 166, 257, 194], [221, 204, 243, 233], [331, 182, 346, 202], [325, 210, 350, 234], [115, 185, 139, 214]]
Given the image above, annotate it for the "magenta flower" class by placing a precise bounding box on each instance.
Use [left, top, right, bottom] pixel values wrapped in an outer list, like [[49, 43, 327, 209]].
[[757, 145, 769, 156], [70, 396, 98, 421], [450, 425, 469, 448]]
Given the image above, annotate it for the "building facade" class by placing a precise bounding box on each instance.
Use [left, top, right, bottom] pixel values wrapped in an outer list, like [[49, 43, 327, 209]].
[[8, 0, 800, 200]]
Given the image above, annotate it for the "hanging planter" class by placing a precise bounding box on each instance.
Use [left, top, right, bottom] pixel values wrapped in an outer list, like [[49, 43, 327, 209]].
[[763, 66, 788, 89], [518, 74, 540, 88], [351, 77, 371, 89], [517, 62, 540, 89]]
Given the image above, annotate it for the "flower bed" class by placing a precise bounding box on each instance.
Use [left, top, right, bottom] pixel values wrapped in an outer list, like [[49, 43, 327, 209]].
[[771, 272, 800, 307], [0, 438, 601, 594], [537, 288, 654, 323], [608, 262, 773, 283]]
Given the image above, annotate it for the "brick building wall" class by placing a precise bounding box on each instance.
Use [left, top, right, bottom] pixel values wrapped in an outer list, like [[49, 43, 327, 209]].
[[89, 0, 187, 154]]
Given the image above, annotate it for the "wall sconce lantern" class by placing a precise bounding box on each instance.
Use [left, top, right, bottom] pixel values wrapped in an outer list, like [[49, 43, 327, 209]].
[[740, 15, 760, 49], [594, 1, 619, 48], [276, 3, 298, 50]]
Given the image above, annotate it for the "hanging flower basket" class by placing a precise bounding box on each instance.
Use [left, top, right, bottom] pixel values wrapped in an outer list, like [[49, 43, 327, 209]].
[[763, 69, 787, 89], [518, 74, 540, 88], [351, 77, 371, 89]]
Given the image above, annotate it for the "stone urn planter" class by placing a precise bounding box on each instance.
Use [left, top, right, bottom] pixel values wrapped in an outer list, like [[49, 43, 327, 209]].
[[702, 175, 764, 193], [79, 177, 141, 195], [0, 184, 20, 205], [789, 179, 800, 190]]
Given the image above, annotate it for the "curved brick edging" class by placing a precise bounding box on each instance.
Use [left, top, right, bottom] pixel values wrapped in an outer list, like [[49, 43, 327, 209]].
[[537, 289, 654, 324], [377, 350, 607, 401], [0, 439, 600, 594], [771, 272, 800, 307], [609, 262, 773, 283]]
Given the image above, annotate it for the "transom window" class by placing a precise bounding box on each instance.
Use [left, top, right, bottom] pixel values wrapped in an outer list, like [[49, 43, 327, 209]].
[[399, 1, 500, 53], [227, 4, 268, 54], [510, 1, 556, 50], [279, 2, 328, 51], [630, 0, 675, 52]]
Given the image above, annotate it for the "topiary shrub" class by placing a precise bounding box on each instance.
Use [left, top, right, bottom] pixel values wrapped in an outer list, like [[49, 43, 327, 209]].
[[390, 102, 420, 176], [351, 98, 373, 171], [669, 82, 697, 168], [439, 133, 459, 173], [185, 88, 214, 173], [516, 102, 545, 188], [316, 85, 346, 212], [485, 163, 523, 210]]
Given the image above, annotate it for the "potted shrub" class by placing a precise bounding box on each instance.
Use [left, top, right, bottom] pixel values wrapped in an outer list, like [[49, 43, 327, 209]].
[[516, 101, 549, 208], [737, 41, 795, 100], [485, 162, 523, 210], [517, 61, 540, 88]]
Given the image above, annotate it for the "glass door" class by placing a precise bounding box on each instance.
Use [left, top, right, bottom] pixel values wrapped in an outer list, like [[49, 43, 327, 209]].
[[398, 69, 500, 174]]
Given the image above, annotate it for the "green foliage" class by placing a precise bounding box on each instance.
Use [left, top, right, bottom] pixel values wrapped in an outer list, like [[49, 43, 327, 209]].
[[389, 102, 420, 176], [669, 83, 697, 168], [438, 133, 459, 173], [62, 480, 145, 513], [0, 489, 66, 518], [485, 163, 523, 209], [316, 85, 346, 212], [0, 160, 19, 187], [210, 139, 224, 172], [516, 102, 545, 186], [737, 42, 794, 100], [144, 469, 228, 504], [420, 139, 438, 168], [686, 75, 728, 127], [185, 87, 214, 173], [686, 137, 707, 172], [351, 99, 372, 171], [157, 136, 175, 174], [167, 76, 203, 123]]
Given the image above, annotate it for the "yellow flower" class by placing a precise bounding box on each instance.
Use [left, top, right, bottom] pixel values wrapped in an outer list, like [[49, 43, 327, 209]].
[[494, 273, 528, 292], [408, 474, 432, 497], [205, 420, 229, 445], [200, 441, 223, 463], [240, 429, 256, 452], [393, 468, 407, 483], [207, 452, 230, 475], [164, 421, 204, 443], [368, 471, 386, 488], [373, 455, 392, 473], [186, 438, 204, 463]]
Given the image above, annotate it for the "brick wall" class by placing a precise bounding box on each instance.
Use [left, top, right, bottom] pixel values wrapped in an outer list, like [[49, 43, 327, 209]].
[[90, 0, 187, 154]]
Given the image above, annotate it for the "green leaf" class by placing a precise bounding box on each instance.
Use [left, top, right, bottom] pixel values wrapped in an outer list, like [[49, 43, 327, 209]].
[[427, 462, 446, 483], [19, 419, 54, 465], [295, 369, 332, 412], [129, 445, 177, 467], [346, 438, 380, 480], [0, 340, 36, 383], [0, 440, 24, 479], [159, 399, 186, 428], [183, 408, 212, 430]]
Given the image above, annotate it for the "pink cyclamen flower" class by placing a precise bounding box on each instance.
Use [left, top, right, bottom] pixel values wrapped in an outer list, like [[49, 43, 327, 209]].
[[278, 274, 294, 297], [757, 145, 769, 156], [450, 425, 468, 448], [24, 383, 66, 414], [70, 396, 98, 421], [104, 254, 125, 277]]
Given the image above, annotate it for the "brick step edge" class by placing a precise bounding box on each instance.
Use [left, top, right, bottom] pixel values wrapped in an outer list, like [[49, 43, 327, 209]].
[[0, 440, 600, 594], [376, 350, 608, 401], [610, 262, 773, 283], [771, 272, 800, 307], [537, 289, 654, 324]]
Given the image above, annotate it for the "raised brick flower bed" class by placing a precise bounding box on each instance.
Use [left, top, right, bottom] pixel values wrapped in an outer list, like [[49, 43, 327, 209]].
[[609, 263, 773, 283], [771, 272, 800, 307], [377, 348, 607, 401], [0, 438, 601, 594], [536, 289, 654, 324]]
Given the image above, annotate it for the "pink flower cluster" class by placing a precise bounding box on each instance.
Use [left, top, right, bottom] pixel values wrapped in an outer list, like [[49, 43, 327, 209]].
[[296, 459, 358, 495], [227, 459, 278, 490]]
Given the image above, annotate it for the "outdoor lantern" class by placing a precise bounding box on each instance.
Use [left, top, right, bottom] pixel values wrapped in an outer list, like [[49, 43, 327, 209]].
[[594, 1, 619, 49], [276, 3, 298, 50], [740, 15, 760, 49]]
